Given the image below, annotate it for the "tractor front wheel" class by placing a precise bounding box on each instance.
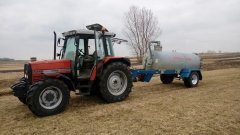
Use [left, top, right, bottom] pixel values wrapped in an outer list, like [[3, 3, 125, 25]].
[[18, 97, 27, 105], [99, 62, 132, 103], [26, 79, 70, 116]]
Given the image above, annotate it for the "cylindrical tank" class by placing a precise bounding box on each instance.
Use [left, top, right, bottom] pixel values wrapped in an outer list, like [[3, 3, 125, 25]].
[[143, 51, 201, 72]]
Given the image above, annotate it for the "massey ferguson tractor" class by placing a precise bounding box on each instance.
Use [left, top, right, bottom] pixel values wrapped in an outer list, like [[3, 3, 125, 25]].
[[11, 24, 132, 116]]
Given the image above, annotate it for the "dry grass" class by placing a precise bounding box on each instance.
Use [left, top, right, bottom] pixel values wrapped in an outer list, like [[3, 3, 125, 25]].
[[0, 68, 240, 134], [0, 72, 23, 96], [200, 53, 240, 70], [0, 53, 240, 134]]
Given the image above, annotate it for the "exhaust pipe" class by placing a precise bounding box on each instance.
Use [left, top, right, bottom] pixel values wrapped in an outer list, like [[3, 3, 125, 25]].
[[53, 31, 57, 60]]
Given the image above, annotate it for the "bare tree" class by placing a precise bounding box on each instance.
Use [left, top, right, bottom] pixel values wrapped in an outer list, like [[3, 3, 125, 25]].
[[123, 6, 161, 63]]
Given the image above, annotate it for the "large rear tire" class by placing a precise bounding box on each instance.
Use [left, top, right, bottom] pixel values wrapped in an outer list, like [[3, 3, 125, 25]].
[[184, 72, 199, 88], [99, 62, 132, 103], [26, 79, 70, 116], [160, 74, 174, 84]]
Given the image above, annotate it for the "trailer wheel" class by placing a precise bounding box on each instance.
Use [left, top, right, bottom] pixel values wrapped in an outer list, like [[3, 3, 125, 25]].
[[18, 97, 27, 105], [184, 72, 199, 88], [99, 62, 132, 103], [26, 79, 70, 116], [160, 74, 174, 84]]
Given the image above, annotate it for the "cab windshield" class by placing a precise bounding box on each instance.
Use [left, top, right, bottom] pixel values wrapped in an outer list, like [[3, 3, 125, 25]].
[[62, 32, 114, 61], [95, 31, 114, 59], [63, 37, 76, 61]]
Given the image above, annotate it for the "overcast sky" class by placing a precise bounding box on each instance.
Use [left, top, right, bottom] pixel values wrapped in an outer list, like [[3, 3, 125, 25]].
[[0, 0, 239, 60]]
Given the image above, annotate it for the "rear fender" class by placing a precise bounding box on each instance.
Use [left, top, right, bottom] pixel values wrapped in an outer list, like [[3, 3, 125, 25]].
[[90, 57, 131, 81], [103, 57, 131, 67]]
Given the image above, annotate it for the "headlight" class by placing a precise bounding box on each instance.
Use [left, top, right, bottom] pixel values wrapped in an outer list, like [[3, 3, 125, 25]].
[[24, 73, 27, 78], [24, 64, 28, 79]]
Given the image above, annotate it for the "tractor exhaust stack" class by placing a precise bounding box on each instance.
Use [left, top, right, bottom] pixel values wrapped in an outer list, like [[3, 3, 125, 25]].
[[53, 31, 57, 60]]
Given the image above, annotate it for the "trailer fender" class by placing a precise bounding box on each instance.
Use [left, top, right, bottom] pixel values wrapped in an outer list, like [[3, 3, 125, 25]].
[[180, 69, 202, 80]]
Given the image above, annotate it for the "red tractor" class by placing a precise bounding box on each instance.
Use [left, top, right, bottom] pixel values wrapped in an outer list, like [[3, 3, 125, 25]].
[[11, 24, 132, 116]]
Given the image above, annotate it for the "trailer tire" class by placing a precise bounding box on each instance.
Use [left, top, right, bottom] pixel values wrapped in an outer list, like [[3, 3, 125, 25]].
[[99, 62, 132, 103], [26, 79, 70, 116], [184, 72, 199, 88], [160, 74, 174, 84]]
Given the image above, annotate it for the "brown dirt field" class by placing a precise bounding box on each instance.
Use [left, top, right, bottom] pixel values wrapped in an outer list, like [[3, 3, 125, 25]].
[[0, 68, 240, 134], [0, 72, 23, 96], [0, 60, 27, 72], [200, 53, 240, 71], [0, 53, 240, 134]]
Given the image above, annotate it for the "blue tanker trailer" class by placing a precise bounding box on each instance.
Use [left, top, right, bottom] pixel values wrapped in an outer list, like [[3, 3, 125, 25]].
[[131, 41, 202, 87]]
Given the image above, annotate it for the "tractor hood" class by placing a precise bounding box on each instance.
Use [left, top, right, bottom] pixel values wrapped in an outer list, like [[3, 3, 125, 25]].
[[30, 59, 71, 74]]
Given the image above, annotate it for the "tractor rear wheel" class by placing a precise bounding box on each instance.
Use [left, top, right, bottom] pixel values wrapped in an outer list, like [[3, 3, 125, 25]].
[[160, 74, 174, 84], [99, 62, 132, 103], [26, 79, 70, 116]]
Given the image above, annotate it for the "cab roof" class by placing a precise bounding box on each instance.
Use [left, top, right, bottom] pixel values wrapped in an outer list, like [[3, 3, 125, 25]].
[[62, 29, 115, 37]]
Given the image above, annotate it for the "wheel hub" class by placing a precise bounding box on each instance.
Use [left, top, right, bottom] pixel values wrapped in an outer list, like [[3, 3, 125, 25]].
[[191, 74, 198, 85], [39, 86, 63, 110], [45, 92, 55, 102], [110, 76, 121, 89], [107, 70, 128, 96]]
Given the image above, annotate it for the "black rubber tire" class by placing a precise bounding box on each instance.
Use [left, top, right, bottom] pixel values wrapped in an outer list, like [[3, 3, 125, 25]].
[[183, 72, 199, 88], [18, 97, 27, 105], [89, 78, 101, 96], [99, 62, 132, 103], [160, 74, 174, 84], [26, 79, 70, 116]]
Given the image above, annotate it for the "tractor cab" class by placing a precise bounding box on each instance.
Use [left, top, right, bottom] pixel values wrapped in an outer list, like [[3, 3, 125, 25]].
[[59, 25, 115, 80]]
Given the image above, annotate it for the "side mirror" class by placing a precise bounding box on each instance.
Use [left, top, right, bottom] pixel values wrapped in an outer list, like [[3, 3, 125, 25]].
[[75, 39, 79, 46], [57, 38, 61, 44], [112, 38, 128, 45], [86, 24, 108, 32], [57, 38, 65, 47], [75, 36, 79, 46]]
